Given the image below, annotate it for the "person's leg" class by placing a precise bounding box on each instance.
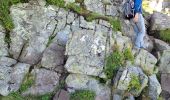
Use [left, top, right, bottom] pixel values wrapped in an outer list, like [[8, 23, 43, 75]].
[[134, 14, 145, 48]]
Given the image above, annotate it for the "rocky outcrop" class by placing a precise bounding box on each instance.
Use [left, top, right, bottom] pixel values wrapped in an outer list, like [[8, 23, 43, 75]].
[[0, 57, 30, 96], [154, 38, 170, 51], [0, 25, 8, 57], [150, 12, 170, 31], [114, 66, 148, 97], [22, 68, 60, 95], [159, 50, 170, 73], [66, 74, 111, 100], [133, 49, 157, 75]]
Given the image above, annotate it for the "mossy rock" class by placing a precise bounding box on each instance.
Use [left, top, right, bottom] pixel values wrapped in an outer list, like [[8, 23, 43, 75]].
[[159, 29, 170, 43], [70, 90, 96, 100]]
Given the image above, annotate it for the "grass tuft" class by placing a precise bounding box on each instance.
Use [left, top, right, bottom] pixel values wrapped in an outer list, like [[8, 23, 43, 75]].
[[70, 90, 96, 100]]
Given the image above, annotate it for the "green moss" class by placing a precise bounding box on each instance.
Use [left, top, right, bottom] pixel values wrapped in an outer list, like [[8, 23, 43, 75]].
[[70, 90, 96, 100], [109, 18, 121, 32], [104, 47, 124, 79], [46, 0, 65, 7], [159, 29, 170, 43], [127, 74, 141, 92]]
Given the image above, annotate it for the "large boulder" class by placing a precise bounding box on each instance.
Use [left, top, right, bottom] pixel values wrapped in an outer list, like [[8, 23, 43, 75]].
[[22, 68, 60, 95], [41, 36, 65, 73], [114, 66, 148, 97], [150, 12, 170, 31], [148, 74, 162, 100], [65, 29, 114, 78], [159, 50, 170, 73], [0, 25, 8, 57], [133, 49, 157, 75], [9, 1, 61, 64], [0, 57, 30, 96], [161, 73, 170, 99], [154, 38, 170, 51], [66, 74, 111, 100]]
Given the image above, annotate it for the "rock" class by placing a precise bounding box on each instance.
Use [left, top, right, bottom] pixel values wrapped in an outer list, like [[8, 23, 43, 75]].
[[114, 32, 132, 52], [80, 16, 96, 30], [0, 25, 8, 57], [112, 94, 122, 100], [65, 29, 113, 77], [10, 2, 58, 64], [22, 68, 60, 96], [53, 90, 70, 100], [150, 12, 170, 31], [66, 74, 111, 100], [154, 38, 170, 51], [64, 0, 75, 5], [159, 50, 170, 73], [148, 74, 162, 100], [41, 36, 65, 73], [134, 49, 157, 75], [161, 74, 170, 96], [115, 66, 148, 97], [56, 25, 71, 46], [106, 5, 119, 17], [0, 59, 30, 96], [84, 0, 105, 15]]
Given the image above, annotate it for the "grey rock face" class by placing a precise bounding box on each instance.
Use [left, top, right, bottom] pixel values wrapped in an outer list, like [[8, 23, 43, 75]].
[[22, 68, 60, 95], [53, 90, 70, 100], [115, 66, 148, 97], [41, 36, 65, 73], [159, 50, 170, 73], [154, 38, 170, 51], [66, 74, 111, 100], [0, 25, 8, 57], [10, 3, 58, 64], [84, 0, 105, 15], [133, 49, 157, 75], [161, 74, 170, 97], [150, 12, 170, 31], [148, 74, 162, 100], [65, 29, 113, 77], [0, 58, 30, 96]]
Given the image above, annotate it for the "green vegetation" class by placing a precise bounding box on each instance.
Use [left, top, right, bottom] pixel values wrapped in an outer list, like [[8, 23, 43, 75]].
[[0, 0, 28, 31], [127, 74, 141, 92], [0, 73, 54, 100], [70, 90, 96, 100], [104, 47, 124, 79], [104, 47, 134, 79], [159, 29, 170, 43], [46, 0, 65, 8]]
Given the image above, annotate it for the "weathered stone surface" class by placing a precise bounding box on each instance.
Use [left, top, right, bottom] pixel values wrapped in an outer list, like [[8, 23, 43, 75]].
[[106, 5, 118, 17], [115, 66, 148, 97], [10, 2, 58, 64], [154, 38, 170, 51], [66, 74, 111, 100], [112, 94, 122, 100], [53, 89, 70, 100], [23, 68, 60, 95], [41, 36, 65, 72], [0, 25, 8, 57], [150, 12, 170, 31], [133, 49, 157, 75], [84, 0, 105, 15], [159, 50, 170, 73], [65, 29, 113, 77], [114, 32, 132, 52], [161, 74, 170, 98], [148, 74, 162, 100], [0, 59, 30, 96]]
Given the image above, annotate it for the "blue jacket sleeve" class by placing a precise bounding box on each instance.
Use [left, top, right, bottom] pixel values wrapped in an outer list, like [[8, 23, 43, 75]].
[[134, 0, 142, 13]]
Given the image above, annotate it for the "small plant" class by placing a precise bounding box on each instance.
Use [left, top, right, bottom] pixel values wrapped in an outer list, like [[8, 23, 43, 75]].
[[70, 90, 96, 100], [159, 29, 170, 43], [127, 74, 141, 92], [104, 47, 124, 79], [123, 48, 134, 63], [109, 18, 121, 32]]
